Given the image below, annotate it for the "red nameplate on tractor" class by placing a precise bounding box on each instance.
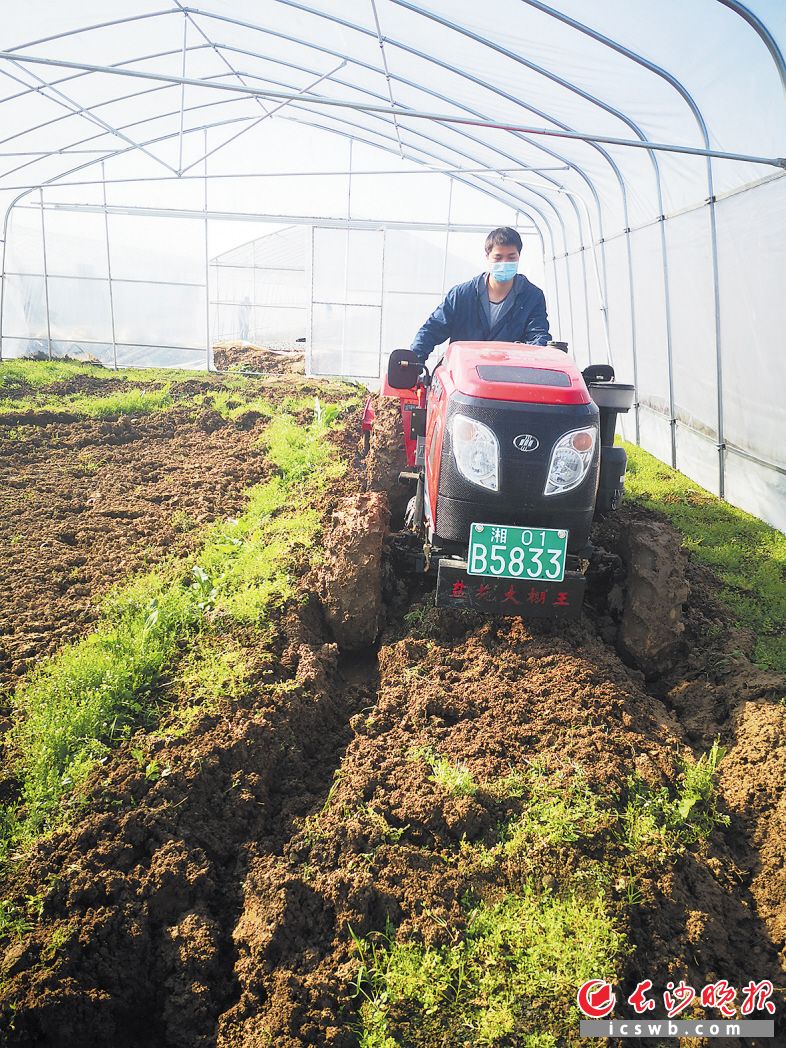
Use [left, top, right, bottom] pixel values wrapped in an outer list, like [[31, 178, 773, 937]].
[[436, 558, 585, 620]]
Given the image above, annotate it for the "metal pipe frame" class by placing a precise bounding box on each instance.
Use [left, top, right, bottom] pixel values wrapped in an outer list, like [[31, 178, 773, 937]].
[[0, 16, 661, 388], [0, 4, 618, 331], [101, 161, 118, 369], [0, 24, 594, 244], [382, 0, 679, 462], [1, 0, 784, 507], [517, 0, 723, 483], [39, 189, 52, 359], [0, 37, 567, 247], [2, 47, 783, 170], [0, 16, 602, 371], [22, 203, 527, 236], [0, 3, 746, 409]]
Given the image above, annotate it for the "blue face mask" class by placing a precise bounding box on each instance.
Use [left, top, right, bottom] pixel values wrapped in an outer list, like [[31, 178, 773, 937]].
[[489, 260, 518, 282]]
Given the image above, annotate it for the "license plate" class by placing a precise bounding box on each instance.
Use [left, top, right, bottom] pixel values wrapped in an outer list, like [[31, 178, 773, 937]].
[[467, 523, 568, 582]]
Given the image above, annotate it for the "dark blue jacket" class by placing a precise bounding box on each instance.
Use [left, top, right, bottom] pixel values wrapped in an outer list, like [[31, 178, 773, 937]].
[[410, 273, 551, 363]]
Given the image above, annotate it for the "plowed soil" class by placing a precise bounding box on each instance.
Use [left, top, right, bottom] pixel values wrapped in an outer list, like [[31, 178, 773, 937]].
[[0, 370, 352, 693], [0, 371, 784, 1047], [0, 407, 269, 691], [213, 343, 305, 376]]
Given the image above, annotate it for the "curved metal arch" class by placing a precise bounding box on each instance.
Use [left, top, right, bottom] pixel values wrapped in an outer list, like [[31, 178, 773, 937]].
[[0, 88, 559, 267], [186, 4, 625, 348], [1, 2, 624, 219], [0, 27, 599, 354], [513, 0, 728, 478], [202, 0, 665, 370], [276, 100, 589, 349], [274, 108, 571, 340], [221, 38, 595, 234], [0, 0, 644, 357], [0, 106, 558, 359], [717, 0, 786, 95], [194, 0, 634, 262], [196, 45, 583, 245], [520, 0, 719, 144], [0, 47, 241, 184], [3, 112, 551, 246], [281, 102, 560, 249], [282, 0, 665, 171], [376, 0, 671, 251], [0, 2, 660, 366], [3, 9, 178, 56]]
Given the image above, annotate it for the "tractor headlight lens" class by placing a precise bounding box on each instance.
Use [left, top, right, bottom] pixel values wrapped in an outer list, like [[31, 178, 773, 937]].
[[544, 427, 596, 495], [451, 414, 499, 491]]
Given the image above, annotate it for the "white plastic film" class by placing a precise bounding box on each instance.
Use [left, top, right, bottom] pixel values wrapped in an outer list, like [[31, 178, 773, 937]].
[[111, 280, 206, 350]]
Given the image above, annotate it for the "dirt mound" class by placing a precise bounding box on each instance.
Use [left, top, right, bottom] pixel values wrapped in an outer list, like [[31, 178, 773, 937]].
[[720, 700, 786, 970], [0, 610, 376, 1048], [616, 515, 690, 675], [319, 492, 390, 651], [363, 395, 410, 525], [213, 343, 305, 376], [213, 613, 785, 1043]]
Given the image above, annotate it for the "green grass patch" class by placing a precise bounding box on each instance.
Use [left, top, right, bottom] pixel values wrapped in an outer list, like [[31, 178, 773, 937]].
[[0, 386, 173, 419], [157, 635, 254, 739], [408, 745, 479, 798], [623, 442, 786, 671], [193, 389, 277, 422], [352, 885, 626, 1047], [496, 763, 605, 850], [0, 900, 34, 941], [5, 570, 204, 847], [619, 740, 729, 858], [0, 358, 209, 389]]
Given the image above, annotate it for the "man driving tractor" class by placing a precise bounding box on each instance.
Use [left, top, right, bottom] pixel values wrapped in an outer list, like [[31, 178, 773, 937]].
[[410, 226, 551, 367]]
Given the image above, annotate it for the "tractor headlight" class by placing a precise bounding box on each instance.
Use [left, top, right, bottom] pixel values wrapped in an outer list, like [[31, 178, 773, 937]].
[[451, 414, 499, 491], [544, 427, 597, 496]]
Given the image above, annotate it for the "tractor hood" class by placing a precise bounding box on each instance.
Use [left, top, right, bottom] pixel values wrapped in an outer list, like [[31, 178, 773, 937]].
[[444, 341, 591, 406]]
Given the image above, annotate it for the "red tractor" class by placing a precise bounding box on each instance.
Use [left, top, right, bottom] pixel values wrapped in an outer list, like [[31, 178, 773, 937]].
[[364, 341, 634, 621]]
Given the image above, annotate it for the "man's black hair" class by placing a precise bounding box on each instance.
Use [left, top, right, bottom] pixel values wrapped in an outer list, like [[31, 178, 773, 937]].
[[485, 226, 522, 254]]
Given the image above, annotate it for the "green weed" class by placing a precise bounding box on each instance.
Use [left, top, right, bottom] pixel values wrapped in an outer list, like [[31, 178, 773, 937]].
[[403, 605, 443, 639], [40, 920, 77, 965], [0, 901, 33, 940], [6, 572, 203, 843], [619, 740, 729, 857], [170, 509, 198, 533], [499, 763, 605, 851], [0, 386, 173, 419], [356, 805, 410, 844], [0, 359, 199, 389], [351, 884, 626, 1047], [408, 745, 479, 797], [194, 389, 276, 422]]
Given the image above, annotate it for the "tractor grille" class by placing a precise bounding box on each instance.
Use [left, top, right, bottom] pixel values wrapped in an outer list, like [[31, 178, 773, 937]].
[[435, 392, 600, 550]]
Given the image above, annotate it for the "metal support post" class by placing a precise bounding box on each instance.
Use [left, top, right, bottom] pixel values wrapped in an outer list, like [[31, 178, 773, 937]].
[[39, 189, 52, 359], [102, 162, 118, 369]]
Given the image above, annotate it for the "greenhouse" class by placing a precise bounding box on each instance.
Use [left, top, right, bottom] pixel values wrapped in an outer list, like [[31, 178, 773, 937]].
[[1, 6, 785, 1046], [1, 1, 784, 528]]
